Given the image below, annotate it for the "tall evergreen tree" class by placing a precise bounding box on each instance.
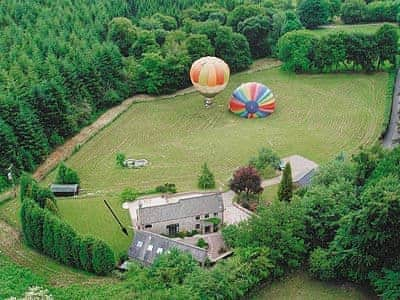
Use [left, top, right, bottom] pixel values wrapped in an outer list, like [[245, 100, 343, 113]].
[[278, 162, 293, 202], [198, 163, 216, 189]]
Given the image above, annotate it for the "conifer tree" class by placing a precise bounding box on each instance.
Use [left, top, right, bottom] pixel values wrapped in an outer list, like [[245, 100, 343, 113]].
[[278, 162, 293, 202], [198, 163, 216, 189]]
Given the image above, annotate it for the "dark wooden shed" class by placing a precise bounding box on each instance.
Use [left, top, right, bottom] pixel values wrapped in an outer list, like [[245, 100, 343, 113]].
[[50, 184, 79, 197]]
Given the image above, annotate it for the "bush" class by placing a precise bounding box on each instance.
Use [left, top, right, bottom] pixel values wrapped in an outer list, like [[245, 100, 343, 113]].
[[309, 248, 335, 280], [249, 147, 280, 176], [155, 183, 176, 194], [149, 249, 198, 287], [115, 152, 125, 167], [340, 0, 367, 24], [120, 188, 138, 202], [79, 237, 96, 273], [196, 238, 208, 249], [55, 162, 80, 184], [92, 240, 116, 275], [223, 201, 306, 278], [297, 0, 330, 29], [370, 269, 400, 300], [365, 1, 398, 23], [278, 30, 318, 72]]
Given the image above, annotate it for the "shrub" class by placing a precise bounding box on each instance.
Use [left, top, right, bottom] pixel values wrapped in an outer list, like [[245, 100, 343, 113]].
[[149, 249, 198, 287], [198, 163, 216, 189], [340, 0, 367, 24], [370, 269, 400, 300], [365, 1, 398, 23], [79, 237, 97, 273], [115, 152, 125, 167], [120, 188, 138, 202], [92, 240, 116, 275], [55, 162, 80, 184], [297, 0, 330, 29], [155, 183, 176, 193], [278, 30, 318, 72], [249, 147, 280, 177], [309, 248, 335, 280], [196, 238, 208, 248]]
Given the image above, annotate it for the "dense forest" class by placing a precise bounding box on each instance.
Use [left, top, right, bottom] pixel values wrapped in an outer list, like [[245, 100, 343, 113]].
[[0, 0, 398, 192]]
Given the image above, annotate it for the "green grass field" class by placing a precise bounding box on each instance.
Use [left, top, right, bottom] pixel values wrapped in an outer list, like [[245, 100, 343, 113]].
[[45, 68, 387, 193], [310, 22, 399, 36], [40, 67, 388, 254], [57, 196, 133, 254], [251, 272, 377, 300]]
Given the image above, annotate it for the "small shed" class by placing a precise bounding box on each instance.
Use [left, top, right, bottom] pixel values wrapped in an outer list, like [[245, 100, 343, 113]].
[[50, 184, 79, 197]]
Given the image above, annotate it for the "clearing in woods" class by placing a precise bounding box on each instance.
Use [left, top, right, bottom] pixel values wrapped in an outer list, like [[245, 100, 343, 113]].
[[39, 67, 387, 253]]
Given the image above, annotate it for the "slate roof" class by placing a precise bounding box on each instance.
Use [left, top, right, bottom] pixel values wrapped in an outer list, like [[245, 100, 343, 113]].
[[282, 155, 318, 184], [138, 193, 224, 224], [129, 230, 208, 265], [50, 184, 79, 193]]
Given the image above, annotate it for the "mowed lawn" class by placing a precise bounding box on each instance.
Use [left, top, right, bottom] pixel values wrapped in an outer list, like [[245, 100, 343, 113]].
[[56, 196, 133, 254], [310, 22, 399, 36], [48, 68, 387, 193], [251, 272, 377, 300], [43, 67, 387, 253]]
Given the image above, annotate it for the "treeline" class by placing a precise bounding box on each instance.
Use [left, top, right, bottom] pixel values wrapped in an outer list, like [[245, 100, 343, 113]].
[[0, 0, 133, 191], [341, 0, 399, 24], [223, 145, 400, 298], [278, 24, 399, 72], [0, 0, 302, 190], [1, 0, 397, 192], [20, 175, 115, 275]]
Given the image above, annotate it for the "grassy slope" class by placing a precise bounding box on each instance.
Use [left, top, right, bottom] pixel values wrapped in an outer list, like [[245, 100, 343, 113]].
[[57, 196, 133, 254], [41, 67, 387, 254], [251, 272, 377, 300], [45, 69, 387, 194]]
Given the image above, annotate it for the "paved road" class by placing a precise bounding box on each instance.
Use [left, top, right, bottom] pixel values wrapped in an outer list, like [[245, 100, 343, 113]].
[[383, 69, 400, 149]]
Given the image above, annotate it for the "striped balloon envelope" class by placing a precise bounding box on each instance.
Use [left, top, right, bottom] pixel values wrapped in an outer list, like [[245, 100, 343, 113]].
[[190, 56, 230, 99], [229, 82, 276, 118]]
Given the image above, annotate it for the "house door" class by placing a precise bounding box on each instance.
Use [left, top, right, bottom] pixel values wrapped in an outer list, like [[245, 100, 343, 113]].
[[167, 224, 179, 236], [204, 225, 211, 234]]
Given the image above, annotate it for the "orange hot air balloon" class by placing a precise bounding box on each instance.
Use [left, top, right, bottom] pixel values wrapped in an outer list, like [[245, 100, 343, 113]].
[[190, 56, 230, 107]]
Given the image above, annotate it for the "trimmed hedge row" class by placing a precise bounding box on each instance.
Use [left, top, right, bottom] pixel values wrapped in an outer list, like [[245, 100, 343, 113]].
[[21, 199, 115, 275], [278, 24, 398, 73], [341, 0, 399, 24]]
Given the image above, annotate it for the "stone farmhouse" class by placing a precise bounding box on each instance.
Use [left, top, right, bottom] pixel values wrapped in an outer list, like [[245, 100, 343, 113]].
[[136, 193, 224, 236]]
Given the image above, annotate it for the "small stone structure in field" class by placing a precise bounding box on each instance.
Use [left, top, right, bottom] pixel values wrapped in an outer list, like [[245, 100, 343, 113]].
[[123, 158, 149, 168]]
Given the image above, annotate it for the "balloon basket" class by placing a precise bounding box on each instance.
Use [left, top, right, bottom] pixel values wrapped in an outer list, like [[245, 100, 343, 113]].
[[204, 98, 213, 108]]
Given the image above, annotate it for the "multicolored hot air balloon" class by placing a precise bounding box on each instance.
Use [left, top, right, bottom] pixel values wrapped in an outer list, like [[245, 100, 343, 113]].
[[229, 82, 276, 119], [190, 56, 230, 107]]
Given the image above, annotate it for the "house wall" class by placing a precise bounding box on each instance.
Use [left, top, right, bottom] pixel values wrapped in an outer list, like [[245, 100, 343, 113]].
[[140, 211, 223, 235]]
